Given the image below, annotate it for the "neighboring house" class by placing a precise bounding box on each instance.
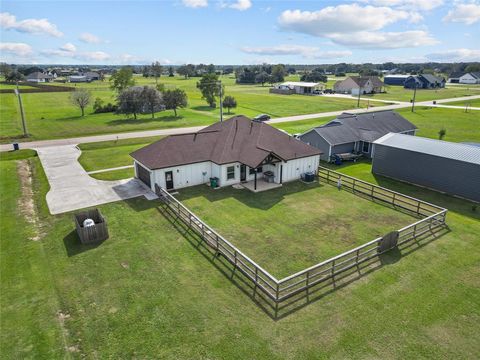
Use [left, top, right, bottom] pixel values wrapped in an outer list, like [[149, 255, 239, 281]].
[[131, 116, 321, 191], [270, 82, 324, 95], [333, 76, 384, 95], [372, 133, 480, 202], [26, 72, 53, 83], [69, 75, 88, 83], [84, 72, 100, 81], [404, 74, 445, 89], [459, 72, 480, 84], [384, 74, 410, 86], [299, 110, 416, 162], [447, 72, 464, 83]]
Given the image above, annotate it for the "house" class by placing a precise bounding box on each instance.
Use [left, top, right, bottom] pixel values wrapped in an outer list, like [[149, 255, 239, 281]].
[[459, 72, 480, 84], [298, 110, 416, 162], [271, 81, 324, 95], [26, 72, 53, 83], [69, 75, 88, 83], [84, 71, 100, 81], [372, 133, 480, 202], [130, 116, 321, 192], [384, 74, 410, 86], [404, 74, 445, 89], [333, 76, 384, 95], [447, 72, 464, 83]]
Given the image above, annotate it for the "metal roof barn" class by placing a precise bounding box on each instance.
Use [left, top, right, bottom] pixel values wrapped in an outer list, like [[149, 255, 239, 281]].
[[372, 133, 480, 202]]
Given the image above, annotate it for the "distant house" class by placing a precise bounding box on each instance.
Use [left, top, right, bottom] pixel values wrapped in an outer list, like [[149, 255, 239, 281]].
[[298, 110, 416, 162], [84, 72, 100, 81], [459, 72, 480, 84], [384, 74, 410, 86], [69, 75, 88, 83], [26, 72, 53, 83], [404, 74, 445, 89], [131, 116, 321, 192], [271, 81, 324, 95], [372, 133, 480, 202], [333, 76, 384, 95], [447, 72, 464, 83]]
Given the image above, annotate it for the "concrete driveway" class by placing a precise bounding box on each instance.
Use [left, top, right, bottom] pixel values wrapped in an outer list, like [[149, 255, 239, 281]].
[[37, 145, 157, 215]]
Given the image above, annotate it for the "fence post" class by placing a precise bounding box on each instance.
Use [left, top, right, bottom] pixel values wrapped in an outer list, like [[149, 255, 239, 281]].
[[392, 193, 396, 207], [416, 201, 421, 216]]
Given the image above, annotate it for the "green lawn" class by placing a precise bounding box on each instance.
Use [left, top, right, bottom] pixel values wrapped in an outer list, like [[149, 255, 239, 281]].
[[1, 155, 479, 358], [175, 181, 414, 278], [442, 98, 480, 107], [366, 85, 480, 102], [1, 75, 376, 142]]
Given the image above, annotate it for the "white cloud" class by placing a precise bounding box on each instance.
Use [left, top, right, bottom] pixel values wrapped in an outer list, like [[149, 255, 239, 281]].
[[366, 0, 444, 11], [278, 5, 413, 36], [0, 42, 33, 57], [328, 30, 438, 49], [426, 48, 480, 62], [60, 43, 76, 52], [182, 0, 208, 8], [240, 44, 351, 59], [0, 12, 63, 37], [229, 0, 252, 11], [443, 3, 480, 25], [79, 32, 103, 44]]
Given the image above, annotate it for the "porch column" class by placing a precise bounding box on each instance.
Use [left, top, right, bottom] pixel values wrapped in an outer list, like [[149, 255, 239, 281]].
[[254, 171, 257, 190], [280, 165, 283, 184]]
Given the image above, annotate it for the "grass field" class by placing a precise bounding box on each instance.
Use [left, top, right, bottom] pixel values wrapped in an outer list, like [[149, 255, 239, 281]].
[[1, 75, 377, 142], [176, 181, 414, 278], [366, 85, 480, 102], [1, 154, 479, 358], [442, 98, 480, 107]]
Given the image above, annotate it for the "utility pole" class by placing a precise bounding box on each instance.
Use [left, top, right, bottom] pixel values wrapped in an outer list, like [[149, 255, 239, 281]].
[[218, 80, 223, 122], [15, 83, 28, 137], [411, 83, 417, 112], [357, 87, 362, 108]]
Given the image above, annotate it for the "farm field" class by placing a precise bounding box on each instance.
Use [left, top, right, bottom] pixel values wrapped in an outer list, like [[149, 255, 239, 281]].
[[175, 181, 414, 278], [1, 152, 479, 358], [0, 75, 376, 142]]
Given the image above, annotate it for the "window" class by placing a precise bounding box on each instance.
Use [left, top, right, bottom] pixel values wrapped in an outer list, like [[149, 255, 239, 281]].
[[249, 167, 263, 175], [362, 142, 370, 153], [226, 166, 235, 180]]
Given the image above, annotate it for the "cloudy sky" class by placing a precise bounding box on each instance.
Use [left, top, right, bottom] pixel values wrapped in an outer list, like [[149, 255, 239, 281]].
[[1, 0, 479, 65]]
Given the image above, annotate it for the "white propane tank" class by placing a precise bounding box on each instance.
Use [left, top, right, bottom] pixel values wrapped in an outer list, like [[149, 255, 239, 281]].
[[83, 218, 95, 227]]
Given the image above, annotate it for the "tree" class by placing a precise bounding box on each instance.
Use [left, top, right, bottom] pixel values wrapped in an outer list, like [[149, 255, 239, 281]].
[[163, 89, 187, 117], [151, 61, 163, 85], [223, 95, 237, 114], [271, 64, 286, 83], [110, 66, 135, 93], [465, 63, 480, 73], [70, 89, 91, 117], [197, 73, 220, 108], [207, 64, 216, 74], [117, 87, 143, 119], [142, 65, 150, 77], [177, 64, 195, 79], [255, 71, 270, 86], [5, 70, 25, 83], [141, 86, 163, 118], [93, 97, 104, 113], [438, 128, 446, 140], [300, 71, 327, 83], [168, 66, 174, 77], [0, 63, 12, 76]]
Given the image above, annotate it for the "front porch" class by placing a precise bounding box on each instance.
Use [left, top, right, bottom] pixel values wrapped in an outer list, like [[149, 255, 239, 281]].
[[241, 178, 282, 193]]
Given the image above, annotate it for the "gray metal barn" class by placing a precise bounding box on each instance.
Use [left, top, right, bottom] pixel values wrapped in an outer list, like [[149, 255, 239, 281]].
[[372, 133, 480, 203]]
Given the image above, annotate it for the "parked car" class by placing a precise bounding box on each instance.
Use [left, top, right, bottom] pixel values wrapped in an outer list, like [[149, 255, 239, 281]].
[[253, 114, 271, 122], [312, 89, 323, 95], [323, 89, 335, 94]]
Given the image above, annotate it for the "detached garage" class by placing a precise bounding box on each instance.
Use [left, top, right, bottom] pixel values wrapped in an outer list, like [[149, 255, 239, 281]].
[[372, 133, 480, 203]]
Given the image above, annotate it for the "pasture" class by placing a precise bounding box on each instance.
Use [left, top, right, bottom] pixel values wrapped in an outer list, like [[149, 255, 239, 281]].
[[1, 153, 478, 358]]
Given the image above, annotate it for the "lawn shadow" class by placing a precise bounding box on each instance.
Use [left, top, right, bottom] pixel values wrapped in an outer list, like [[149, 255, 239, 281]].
[[63, 230, 106, 257], [155, 198, 451, 320], [176, 180, 324, 210], [107, 115, 184, 126], [121, 196, 161, 212], [191, 105, 216, 112]]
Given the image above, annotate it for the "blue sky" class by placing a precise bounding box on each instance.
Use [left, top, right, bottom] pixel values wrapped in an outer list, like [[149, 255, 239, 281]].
[[1, 0, 479, 65]]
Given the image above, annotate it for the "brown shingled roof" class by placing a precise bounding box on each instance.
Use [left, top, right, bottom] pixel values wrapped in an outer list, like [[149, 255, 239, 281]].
[[131, 116, 322, 170]]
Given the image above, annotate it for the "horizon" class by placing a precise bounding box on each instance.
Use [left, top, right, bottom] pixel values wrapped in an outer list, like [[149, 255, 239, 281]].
[[1, 0, 479, 66]]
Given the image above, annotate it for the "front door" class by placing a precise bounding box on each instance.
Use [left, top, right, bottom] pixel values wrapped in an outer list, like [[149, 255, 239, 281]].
[[165, 171, 174, 190], [240, 164, 247, 182]]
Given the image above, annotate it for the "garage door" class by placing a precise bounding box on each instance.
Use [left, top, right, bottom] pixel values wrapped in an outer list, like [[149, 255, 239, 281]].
[[136, 162, 151, 188]]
